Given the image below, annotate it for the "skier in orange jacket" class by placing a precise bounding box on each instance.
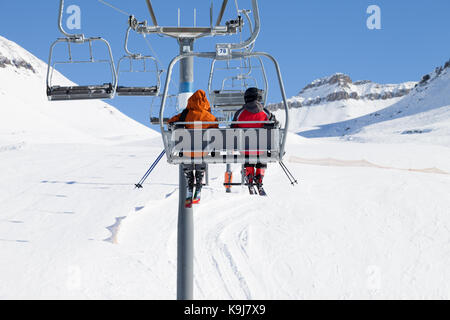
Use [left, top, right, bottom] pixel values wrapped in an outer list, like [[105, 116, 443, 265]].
[[169, 90, 218, 207]]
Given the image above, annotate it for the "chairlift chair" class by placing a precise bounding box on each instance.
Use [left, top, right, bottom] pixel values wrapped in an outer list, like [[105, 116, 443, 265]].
[[158, 50, 289, 166], [46, 0, 117, 101], [157, 0, 288, 165], [208, 55, 268, 113], [116, 25, 162, 97]]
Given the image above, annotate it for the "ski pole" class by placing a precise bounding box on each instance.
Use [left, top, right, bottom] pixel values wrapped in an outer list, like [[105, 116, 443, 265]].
[[280, 162, 295, 186], [279, 161, 298, 186], [283, 162, 298, 185], [135, 150, 166, 189], [135, 150, 165, 189], [281, 161, 298, 185]]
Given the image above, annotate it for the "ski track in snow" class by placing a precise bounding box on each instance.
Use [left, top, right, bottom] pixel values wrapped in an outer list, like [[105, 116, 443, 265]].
[[289, 156, 450, 175], [200, 201, 255, 300]]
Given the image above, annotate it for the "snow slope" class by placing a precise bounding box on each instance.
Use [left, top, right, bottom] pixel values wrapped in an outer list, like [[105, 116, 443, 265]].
[[2, 134, 449, 299], [1, 36, 450, 299]]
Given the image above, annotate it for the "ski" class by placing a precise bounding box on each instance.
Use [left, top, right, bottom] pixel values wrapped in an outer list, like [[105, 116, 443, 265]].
[[248, 185, 257, 195], [185, 184, 194, 208], [257, 185, 267, 196], [192, 188, 201, 205], [185, 198, 193, 208]]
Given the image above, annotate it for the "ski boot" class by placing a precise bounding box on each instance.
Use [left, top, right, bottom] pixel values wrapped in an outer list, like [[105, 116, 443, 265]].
[[224, 171, 233, 194], [245, 166, 257, 195], [255, 168, 267, 196], [184, 170, 195, 208], [193, 170, 205, 205]]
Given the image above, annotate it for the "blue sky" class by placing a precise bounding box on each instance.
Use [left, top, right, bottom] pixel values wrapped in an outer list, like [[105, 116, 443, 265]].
[[1, 0, 449, 127]]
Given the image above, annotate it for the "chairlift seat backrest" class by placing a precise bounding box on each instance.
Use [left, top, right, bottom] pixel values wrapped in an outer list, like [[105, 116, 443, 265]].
[[210, 89, 266, 111]]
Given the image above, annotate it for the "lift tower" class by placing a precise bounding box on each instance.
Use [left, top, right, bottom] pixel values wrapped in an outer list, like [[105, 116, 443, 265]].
[[139, 0, 244, 300]]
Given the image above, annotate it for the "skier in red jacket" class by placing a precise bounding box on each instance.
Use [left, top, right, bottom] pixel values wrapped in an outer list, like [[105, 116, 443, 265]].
[[232, 88, 278, 195]]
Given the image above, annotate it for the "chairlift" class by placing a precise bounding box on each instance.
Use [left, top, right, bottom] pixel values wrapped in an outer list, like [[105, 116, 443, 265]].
[[46, 0, 117, 101], [158, 50, 289, 166], [116, 22, 162, 97], [155, 0, 288, 165]]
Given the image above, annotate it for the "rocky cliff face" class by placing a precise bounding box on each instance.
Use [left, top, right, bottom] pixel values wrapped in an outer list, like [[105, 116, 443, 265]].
[[0, 36, 40, 75], [272, 59, 449, 133], [416, 58, 450, 88], [297, 59, 450, 144], [269, 73, 417, 110], [0, 55, 36, 73]]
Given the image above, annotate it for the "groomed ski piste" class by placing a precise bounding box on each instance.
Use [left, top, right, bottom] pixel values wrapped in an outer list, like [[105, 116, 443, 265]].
[[1, 36, 450, 299]]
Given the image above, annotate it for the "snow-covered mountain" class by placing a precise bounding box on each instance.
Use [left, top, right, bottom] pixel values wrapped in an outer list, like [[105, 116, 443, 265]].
[[270, 73, 417, 129], [275, 73, 416, 108], [0, 35, 155, 147], [299, 60, 450, 147]]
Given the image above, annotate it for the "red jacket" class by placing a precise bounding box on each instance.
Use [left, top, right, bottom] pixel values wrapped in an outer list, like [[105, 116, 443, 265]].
[[232, 101, 277, 156], [232, 101, 274, 128]]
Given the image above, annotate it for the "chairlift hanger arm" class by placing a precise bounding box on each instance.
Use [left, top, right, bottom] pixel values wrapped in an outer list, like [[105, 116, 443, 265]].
[[216, 0, 260, 51], [145, 0, 159, 26], [241, 9, 255, 52], [124, 26, 141, 58], [58, 0, 84, 41], [216, 0, 229, 26]]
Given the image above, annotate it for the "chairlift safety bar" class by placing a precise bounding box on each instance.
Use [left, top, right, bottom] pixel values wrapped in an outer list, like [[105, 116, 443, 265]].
[[170, 121, 276, 126]]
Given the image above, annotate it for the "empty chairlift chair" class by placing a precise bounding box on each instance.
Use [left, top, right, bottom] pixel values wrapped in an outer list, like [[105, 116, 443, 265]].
[[46, 1, 117, 101], [116, 25, 162, 97]]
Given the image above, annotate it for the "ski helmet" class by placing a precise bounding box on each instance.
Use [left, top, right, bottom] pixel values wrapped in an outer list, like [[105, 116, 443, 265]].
[[244, 87, 263, 103]]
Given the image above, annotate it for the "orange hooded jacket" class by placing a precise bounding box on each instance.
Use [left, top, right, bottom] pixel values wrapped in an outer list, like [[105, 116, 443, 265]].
[[168, 90, 218, 129]]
